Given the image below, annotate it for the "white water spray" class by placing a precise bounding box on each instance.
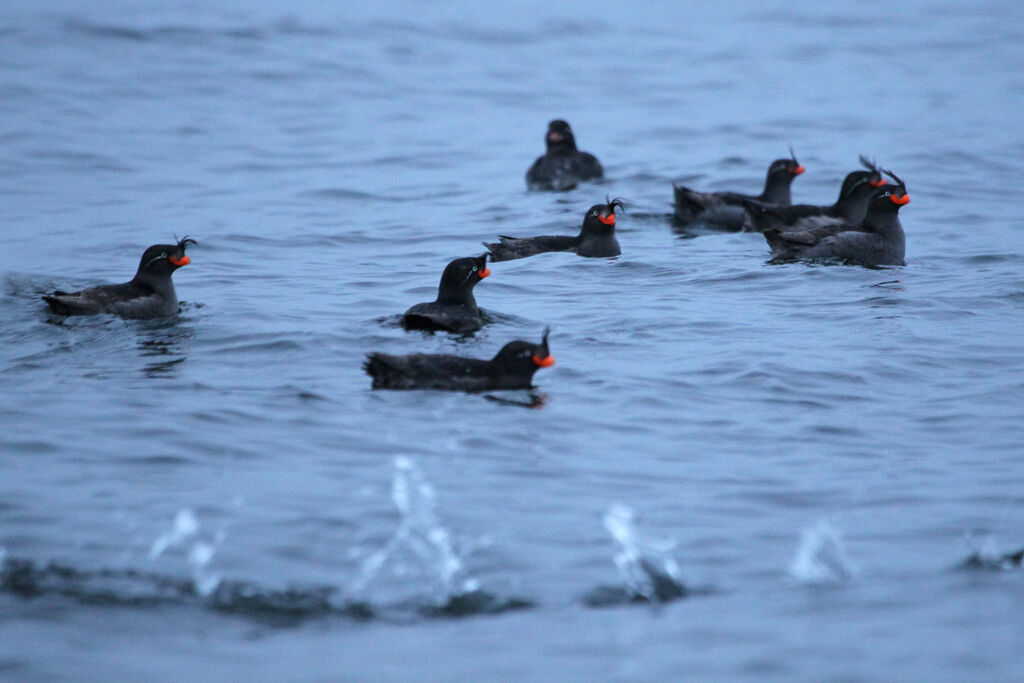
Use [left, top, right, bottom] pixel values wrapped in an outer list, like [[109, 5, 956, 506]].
[[352, 457, 478, 603], [149, 508, 223, 596], [604, 503, 684, 601], [789, 520, 854, 584]]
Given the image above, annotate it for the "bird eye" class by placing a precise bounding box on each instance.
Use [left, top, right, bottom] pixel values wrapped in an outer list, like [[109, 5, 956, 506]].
[[160, 252, 168, 259], [883, 192, 891, 197]]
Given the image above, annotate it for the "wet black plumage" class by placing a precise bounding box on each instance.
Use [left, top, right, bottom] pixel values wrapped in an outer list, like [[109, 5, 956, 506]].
[[400, 253, 491, 334], [484, 198, 624, 262], [526, 120, 603, 192], [764, 170, 908, 266], [43, 237, 196, 319], [743, 156, 887, 233], [365, 329, 554, 391], [673, 150, 805, 231]]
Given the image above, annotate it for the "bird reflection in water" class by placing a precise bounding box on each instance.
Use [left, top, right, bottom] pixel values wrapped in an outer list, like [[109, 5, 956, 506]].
[[136, 318, 193, 378], [483, 391, 548, 409]]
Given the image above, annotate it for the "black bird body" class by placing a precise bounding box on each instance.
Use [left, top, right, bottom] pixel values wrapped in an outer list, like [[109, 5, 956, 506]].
[[673, 153, 805, 231], [764, 171, 909, 266], [743, 157, 887, 233], [43, 238, 196, 320], [526, 120, 603, 191], [401, 254, 491, 334], [485, 199, 624, 262], [365, 330, 554, 391]]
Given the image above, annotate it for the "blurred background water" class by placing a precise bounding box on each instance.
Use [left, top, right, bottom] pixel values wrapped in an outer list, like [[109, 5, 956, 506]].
[[2, 0, 1024, 680]]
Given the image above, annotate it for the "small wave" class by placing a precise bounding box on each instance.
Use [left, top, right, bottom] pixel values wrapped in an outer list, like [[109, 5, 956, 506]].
[[302, 187, 401, 202], [2, 558, 191, 606], [272, 17, 338, 37], [0, 556, 530, 625], [118, 454, 193, 467], [373, 314, 406, 329], [61, 18, 267, 44], [26, 148, 133, 173], [204, 581, 361, 622], [626, 210, 677, 224], [482, 392, 547, 409], [63, 18, 151, 42], [962, 253, 1024, 266], [0, 555, 355, 625], [414, 590, 532, 618], [207, 339, 304, 355]]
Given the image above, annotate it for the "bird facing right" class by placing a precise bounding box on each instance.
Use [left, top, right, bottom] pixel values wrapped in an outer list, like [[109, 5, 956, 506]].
[[764, 170, 909, 266]]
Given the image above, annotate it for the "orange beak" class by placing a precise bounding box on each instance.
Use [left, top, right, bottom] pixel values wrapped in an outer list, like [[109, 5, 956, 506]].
[[532, 354, 555, 368], [169, 255, 191, 266], [790, 165, 805, 175], [890, 193, 910, 206], [477, 267, 490, 279], [598, 214, 615, 226], [869, 178, 887, 187]]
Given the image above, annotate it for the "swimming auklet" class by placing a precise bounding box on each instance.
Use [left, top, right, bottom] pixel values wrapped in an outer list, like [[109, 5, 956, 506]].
[[43, 237, 197, 319], [401, 253, 491, 334], [742, 156, 887, 232], [365, 328, 555, 391], [526, 120, 604, 191], [764, 170, 909, 266], [484, 198, 624, 262], [673, 150, 805, 230]]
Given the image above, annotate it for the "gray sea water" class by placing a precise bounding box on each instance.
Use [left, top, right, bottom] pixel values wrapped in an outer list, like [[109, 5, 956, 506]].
[[2, 0, 1024, 680]]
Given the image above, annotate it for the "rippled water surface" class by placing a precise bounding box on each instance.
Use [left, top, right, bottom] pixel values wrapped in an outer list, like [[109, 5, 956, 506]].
[[3, 1, 1024, 680]]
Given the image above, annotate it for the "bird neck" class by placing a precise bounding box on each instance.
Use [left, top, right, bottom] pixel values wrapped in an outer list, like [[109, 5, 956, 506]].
[[833, 181, 877, 220], [761, 174, 793, 204], [547, 141, 577, 155], [437, 284, 476, 308], [133, 269, 174, 292], [862, 205, 903, 235], [581, 220, 614, 237]]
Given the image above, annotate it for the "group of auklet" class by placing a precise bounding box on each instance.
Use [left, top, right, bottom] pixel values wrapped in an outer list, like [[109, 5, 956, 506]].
[[42, 119, 911, 392]]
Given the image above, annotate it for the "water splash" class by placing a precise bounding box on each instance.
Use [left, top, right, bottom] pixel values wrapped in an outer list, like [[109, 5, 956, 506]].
[[0, 470, 530, 622], [351, 457, 478, 605], [601, 503, 686, 602], [149, 509, 198, 559], [149, 509, 223, 596], [789, 520, 854, 584]]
